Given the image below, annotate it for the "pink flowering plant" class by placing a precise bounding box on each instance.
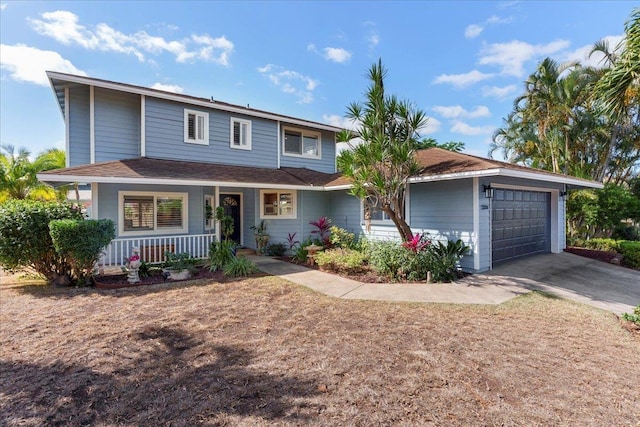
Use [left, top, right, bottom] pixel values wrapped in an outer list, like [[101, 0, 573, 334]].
[[401, 233, 430, 253]]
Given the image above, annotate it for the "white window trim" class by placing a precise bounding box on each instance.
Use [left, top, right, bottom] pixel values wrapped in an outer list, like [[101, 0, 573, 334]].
[[184, 109, 209, 145], [204, 194, 215, 230], [259, 189, 297, 219], [118, 191, 189, 236], [230, 117, 252, 150], [362, 199, 393, 224], [282, 127, 321, 159]]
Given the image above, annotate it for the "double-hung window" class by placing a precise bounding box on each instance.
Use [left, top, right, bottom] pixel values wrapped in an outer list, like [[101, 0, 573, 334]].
[[120, 191, 188, 235], [230, 118, 252, 150], [260, 190, 296, 219], [184, 109, 209, 145], [282, 127, 320, 158]]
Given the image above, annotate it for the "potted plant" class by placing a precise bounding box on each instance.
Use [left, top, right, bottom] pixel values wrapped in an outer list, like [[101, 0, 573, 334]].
[[162, 251, 198, 280], [250, 220, 270, 255]]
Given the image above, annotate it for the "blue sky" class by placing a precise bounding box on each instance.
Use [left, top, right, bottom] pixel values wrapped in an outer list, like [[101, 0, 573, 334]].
[[0, 1, 635, 161]]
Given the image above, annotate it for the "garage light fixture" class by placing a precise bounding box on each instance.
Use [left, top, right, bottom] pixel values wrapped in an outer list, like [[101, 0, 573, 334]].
[[559, 191, 567, 198], [483, 185, 494, 199]]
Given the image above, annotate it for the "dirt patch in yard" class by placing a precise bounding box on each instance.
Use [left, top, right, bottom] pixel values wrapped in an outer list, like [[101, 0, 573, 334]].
[[1, 272, 639, 426]]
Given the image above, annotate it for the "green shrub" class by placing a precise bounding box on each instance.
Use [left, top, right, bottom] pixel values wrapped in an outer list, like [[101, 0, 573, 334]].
[[315, 248, 368, 274], [368, 240, 411, 280], [329, 226, 356, 249], [49, 219, 115, 286], [582, 238, 621, 252], [209, 240, 236, 271], [613, 224, 640, 241], [164, 252, 198, 273], [0, 200, 83, 286], [292, 238, 313, 263], [621, 305, 640, 325], [223, 256, 259, 277], [619, 241, 640, 269], [266, 242, 287, 257], [429, 239, 470, 282]]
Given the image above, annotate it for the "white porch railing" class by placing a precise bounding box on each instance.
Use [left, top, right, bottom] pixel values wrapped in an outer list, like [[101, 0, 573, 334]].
[[99, 233, 217, 268]]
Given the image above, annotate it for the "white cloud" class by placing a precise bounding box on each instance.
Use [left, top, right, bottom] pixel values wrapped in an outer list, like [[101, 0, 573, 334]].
[[322, 114, 358, 130], [28, 10, 233, 65], [465, 15, 511, 39], [432, 105, 490, 119], [465, 24, 483, 39], [0, 43, 86, 86], [151, 82, 183, 93], [481, 84, 517, 99], [323, 47, 352, 63], [307, 43, 317, 52], [479, 39, 570, 77], [367, 32, 380, 49], [1, 3, 7, 10], [433, 69, 494, 88], [257, 64, 319, 104], [451, 121, 495, 136], [422, 117, 441, 135], [564, 35, 624, 69]]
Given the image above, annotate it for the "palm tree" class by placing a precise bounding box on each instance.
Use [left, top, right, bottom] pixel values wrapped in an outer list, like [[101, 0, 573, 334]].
[[337, 59, 428, 241], [0, 145, 67, 201]]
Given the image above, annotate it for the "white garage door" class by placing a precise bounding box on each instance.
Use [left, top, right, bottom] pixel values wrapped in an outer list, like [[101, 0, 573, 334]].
[[492, 188, 551, 264]]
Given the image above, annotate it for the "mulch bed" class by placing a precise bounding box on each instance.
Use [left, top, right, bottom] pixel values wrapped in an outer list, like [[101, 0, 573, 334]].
[[564, 246, 619, 264], [92, 266, 225, 289]]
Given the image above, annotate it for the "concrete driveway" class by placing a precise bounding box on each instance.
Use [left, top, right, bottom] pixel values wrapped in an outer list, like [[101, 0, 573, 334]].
[[474, 252, 640, 315]]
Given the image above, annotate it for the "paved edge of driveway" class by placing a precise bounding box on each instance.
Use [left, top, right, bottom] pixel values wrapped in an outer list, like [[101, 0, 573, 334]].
[[249, 256, 528, 305]]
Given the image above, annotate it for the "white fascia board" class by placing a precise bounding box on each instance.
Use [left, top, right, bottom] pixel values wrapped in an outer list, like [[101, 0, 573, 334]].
[[408, 169, 502, 183], [36, 173, 326, 191], [47, 72, 342, 134], [324, 184, 353, 191], [498, 168, 603, 188], [407, 167, 603, 189]]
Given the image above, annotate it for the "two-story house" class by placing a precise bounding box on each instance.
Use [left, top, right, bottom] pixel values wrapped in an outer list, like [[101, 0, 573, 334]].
[[39, 71, 601, 272]]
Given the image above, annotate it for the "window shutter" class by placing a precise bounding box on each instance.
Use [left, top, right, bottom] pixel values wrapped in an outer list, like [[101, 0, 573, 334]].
[[157, 197, 183, 228]]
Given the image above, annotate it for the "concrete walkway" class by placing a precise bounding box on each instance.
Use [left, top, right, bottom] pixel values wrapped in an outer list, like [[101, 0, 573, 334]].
[[249, 253, 640, 315]]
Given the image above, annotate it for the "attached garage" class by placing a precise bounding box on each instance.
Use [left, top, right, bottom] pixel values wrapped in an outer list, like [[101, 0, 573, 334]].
[[492, 188, 551, 263]]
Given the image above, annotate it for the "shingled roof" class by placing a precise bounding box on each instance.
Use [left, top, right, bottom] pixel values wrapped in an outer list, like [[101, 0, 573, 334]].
[[38, 148, 601, 190], [38, 157, 342, 190]]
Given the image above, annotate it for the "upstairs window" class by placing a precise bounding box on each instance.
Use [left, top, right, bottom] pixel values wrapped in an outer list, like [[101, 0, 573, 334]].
[[283, 128, 320, 158], [184, 109, 209, 145], [230, 118, 252, 150]]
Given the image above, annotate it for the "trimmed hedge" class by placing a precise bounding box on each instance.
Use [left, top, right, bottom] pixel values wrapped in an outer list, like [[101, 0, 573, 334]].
[[619, 241, 640, 269], [0, 200, 83, 285], [49, 219, 115, 286]]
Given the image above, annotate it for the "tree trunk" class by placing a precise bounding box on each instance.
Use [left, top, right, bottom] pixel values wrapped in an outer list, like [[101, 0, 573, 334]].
[[384, 208, 413, 241]]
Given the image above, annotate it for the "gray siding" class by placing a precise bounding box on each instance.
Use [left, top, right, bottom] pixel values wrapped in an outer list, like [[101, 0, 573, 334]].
[[409, 180, 475, 270], [327, 190, 362, 236], [279, 128, 336, 173], [68, 86, 90, 166], [145, 98, 277, 168], [94, 88, 140, 162]]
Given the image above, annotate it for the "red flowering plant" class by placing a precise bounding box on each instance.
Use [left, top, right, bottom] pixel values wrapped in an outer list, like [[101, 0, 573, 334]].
[[309, 216, 332, 247], [401, 233, 430, 253]]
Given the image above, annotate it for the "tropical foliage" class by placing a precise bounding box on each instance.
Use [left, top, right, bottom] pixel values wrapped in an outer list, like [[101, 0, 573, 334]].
[[0, 145, 68, 202], [337, 59, 429, 241], [0, 200, 85, 286], [490, 8, 639, 184]]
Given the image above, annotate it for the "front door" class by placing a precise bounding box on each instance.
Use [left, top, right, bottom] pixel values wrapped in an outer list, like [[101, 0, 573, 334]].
[[219, 194, 241, 244]]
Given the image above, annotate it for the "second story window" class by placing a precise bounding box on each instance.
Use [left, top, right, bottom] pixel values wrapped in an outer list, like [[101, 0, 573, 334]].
[[184, 109, 209, 145], [283, 128, 321, 158], [230, 118, 252, 150]]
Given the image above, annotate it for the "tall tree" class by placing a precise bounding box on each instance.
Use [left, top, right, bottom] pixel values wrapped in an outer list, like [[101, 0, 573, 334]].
[[337, 60, 428, 241], [0, 145, 66, 201]]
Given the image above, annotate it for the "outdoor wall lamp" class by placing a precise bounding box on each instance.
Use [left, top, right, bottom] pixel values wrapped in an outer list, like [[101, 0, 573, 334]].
[[559, 191, 568, 198], [483, 184, 494, 199]]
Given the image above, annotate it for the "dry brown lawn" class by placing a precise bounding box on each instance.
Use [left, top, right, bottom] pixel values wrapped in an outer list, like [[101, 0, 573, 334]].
[[1, 272, 639, 426]]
